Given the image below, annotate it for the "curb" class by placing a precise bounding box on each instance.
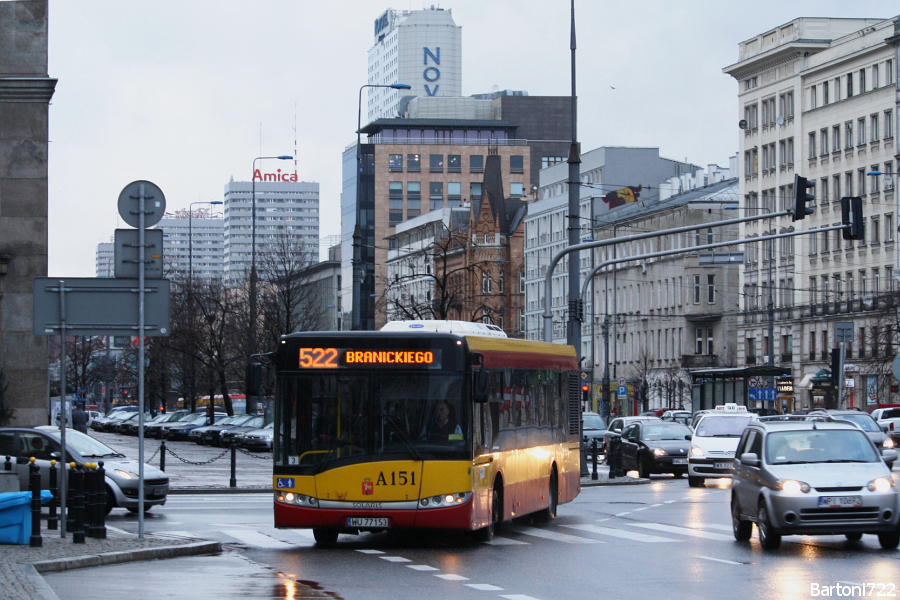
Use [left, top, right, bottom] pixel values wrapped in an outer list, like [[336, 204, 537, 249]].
[[581, 477, 649, 487], [168, 487, 271, 495], [30, 540, 223, 573]]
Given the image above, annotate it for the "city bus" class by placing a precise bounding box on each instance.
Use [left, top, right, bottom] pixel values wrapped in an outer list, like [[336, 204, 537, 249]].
[[271, 321, 581, 543]]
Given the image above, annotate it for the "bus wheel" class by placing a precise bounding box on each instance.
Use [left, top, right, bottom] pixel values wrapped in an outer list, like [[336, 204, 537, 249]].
[[535, 468, 558, 524], [313, 529, 338, 544], [472, 483, 502, 542]]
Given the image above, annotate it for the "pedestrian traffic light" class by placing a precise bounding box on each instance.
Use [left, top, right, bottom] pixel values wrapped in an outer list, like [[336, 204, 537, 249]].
[[581, 383, 590, 404], [840, 196, 864, 240], [830, 349, 840, 387], [792, 174, 815, 221]]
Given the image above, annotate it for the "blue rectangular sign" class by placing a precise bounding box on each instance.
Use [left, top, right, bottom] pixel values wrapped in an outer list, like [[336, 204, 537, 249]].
[[276, 478, 295, 489], [748, 388, 777, 402]]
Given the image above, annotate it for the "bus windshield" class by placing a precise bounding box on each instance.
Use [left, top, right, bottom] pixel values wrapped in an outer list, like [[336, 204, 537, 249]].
[[277, 372, 469, 470]]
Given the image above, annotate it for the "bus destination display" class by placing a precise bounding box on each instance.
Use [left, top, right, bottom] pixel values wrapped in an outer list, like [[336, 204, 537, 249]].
[[298, 347, 441, 369]]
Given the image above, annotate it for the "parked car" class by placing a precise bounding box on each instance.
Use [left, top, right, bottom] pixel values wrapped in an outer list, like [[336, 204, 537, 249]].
[[219, 415, 267, 447], [806, 409, 895, 465], [581, 412, 607, 456], [0, 426, 169, 514], [870, 407, 900, 445], [193, 414, 257, 446], [602, 416, 661, 455], [731, 419, 900, 550], [620, 421, 693, 478], [108, 412, 140, 434], [119, 412, 168, 436], [661, 410, 692, 426], [748, 407, 782, 417], [166, 413, 228, 441], [144, 411, 193, 439], [688, 404, 756, 488], [236, 422, 274, 451], [640, 408, 678, 417], [86, 411, 101, 427], [94, 410, 141, 433]]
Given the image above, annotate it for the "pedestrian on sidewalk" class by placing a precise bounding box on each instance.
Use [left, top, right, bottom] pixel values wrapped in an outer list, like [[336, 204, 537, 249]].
[[72, 403, 89, 434]]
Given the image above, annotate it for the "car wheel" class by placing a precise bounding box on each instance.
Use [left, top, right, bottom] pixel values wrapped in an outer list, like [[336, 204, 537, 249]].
[[844, 532, 863, 542], [104, 487, 115, 515], [638, 457, 652, 479], [127, 505, 153, 514], [472, 482, 502, 542], [535, 469, 558, 524], [312, 529, 338, 544], [731, 497, 752, 542], [673, 472, 684, 478], [878, 529, 900, 550], [688, 476, 704, 488], [757, 502, 781, 550]]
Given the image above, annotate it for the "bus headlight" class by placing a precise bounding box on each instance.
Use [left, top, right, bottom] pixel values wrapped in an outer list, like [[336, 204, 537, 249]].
[[419, 492, 471, 508], [275, 491, 319, 506]]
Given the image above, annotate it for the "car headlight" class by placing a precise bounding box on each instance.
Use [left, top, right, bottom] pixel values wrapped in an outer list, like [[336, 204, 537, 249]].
[[653, 447, 667, 457], [884, 437, 896, 449], [115, 469, 139, 480], [689, 446, 704, 457], [780, 480, 811, 493], [868, 477, 894, 493]]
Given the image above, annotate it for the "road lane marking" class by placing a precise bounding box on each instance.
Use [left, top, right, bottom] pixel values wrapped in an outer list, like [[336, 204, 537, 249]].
[[487, 536, 530, 545], [615, 511, 632, 516], [435, 574, 469, 581], [222, 529, 292, 548], [380, 556, 411, 562], [406, 565, 439, 571], [500, 595, 542, 600], [706, 524, 733, 531], [506, 525, 600, 544], [626, 522, 735, 541], [664, 500, 677, 504], [356, 549, 384, 554], [467, 584, 505, 591], [562, 524, 679, 542], [697, 556, 743, 565]]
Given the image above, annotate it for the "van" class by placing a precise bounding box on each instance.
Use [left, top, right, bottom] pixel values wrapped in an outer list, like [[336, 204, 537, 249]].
[[687, 403, 755, 488]]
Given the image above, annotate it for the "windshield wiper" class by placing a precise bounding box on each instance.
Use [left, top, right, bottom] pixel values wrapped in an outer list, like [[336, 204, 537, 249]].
[[382, 412, 425, 461], [822, 459, 868, 463]]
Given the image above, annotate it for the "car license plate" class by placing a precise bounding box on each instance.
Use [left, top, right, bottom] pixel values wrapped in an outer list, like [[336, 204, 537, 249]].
[[818, 495, 862, 508], [150, 488, 164, 497], [713, 462, 732, 470], [347, 517, 389, 528], [672, 458, 687, 465]]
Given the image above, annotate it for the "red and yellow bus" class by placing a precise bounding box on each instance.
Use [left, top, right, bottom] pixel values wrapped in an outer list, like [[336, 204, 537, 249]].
[[271, 321, 581, 543]]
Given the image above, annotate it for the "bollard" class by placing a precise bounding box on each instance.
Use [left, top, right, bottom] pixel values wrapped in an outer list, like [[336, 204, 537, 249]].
[[591, 438, 599, 481], [160, 439, 166, 472], [66, 463, 75, 534], [613, 436, 626, 478], [4, 454, 10, 471], [230, 443, 237, 488], [83, 463, 96, 537], [94, 461, 107, 539], [579, 444, 589, 478], [29, 458, 42, 547], [71, 463, 85, 544], [47, 460, 58, 530]]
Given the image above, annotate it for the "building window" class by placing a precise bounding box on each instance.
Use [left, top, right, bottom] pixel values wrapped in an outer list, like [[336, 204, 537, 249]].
[[429, 154, 443, 173], [693, 275, 700, 304], [510, 155, 524, 174], [389, 154, 403, 172], [470, 182, 483, 201], [541, 156, 565, 169], [707, 274, 715, 304], [820, 177, 829, 203], [520, 271, 525, 294], [510, 182, 525, 197], [823, 81, 829, 105], [810, 86, 817, 109], [470, 155, 484, 173], [845, 121, 853, 149], [447, 154, 461, 173], [389, 182, 403, 224], [873, 63, 880, 89], [872, 165, 881, 193], [695, 328, 703, 355], [888, 59, 895, 85], [820, 128, 829, 155], [872, 216, 880, 243], [429, 181, 443, 210], [886, 110, 894, 140], [858, 169, 866, 196], [847, 72, 854, 97], [447, 182, 462, 207], [859, 68, 866, 94], [808, 132, 817, 159], [832, 125, 840, 152], [886, 162, 895, 190], [871, 114, 880, 142], [407, 154, 420, 172], [498, 269, 504, 293], [887, 213, 894, 242], [833, 174, 841, 199], [858, 118, 866, 146], [482, 271, 491, 294]]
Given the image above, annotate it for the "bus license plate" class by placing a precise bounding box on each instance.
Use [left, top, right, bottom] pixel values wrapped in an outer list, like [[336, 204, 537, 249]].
[[713, 462, 732, 470], [347, 517, 389, 528], [818, 495, 862, 508]]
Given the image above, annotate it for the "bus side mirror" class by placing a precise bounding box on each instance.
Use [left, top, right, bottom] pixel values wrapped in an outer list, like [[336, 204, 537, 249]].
[[474, 369, 490, 404]]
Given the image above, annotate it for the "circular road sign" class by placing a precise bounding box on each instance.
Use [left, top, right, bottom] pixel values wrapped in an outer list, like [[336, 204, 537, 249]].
[[118, 180, 166, 228]]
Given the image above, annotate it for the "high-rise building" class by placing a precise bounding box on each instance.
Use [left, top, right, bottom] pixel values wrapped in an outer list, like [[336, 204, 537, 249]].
[[367, 7, 461, 122], [96, 241, 114, 278], [155, 212, 225, 279], [223, 178, 320, 282]]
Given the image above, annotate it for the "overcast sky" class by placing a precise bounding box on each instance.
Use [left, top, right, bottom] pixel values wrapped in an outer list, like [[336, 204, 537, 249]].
[[46, 0, 899, 277]]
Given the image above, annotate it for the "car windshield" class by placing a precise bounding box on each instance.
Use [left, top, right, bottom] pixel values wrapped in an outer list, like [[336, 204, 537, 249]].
[[583, 414, 606, 430], [766, 429, 880, 464], [837, 414, 880, 432], [695, 416, 752, 437], [43, 427, 124, 458], [642, 424, 691, 441]]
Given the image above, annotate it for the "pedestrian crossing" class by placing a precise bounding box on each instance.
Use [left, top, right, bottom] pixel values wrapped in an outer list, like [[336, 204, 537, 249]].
[[149, 519, 737, 549]]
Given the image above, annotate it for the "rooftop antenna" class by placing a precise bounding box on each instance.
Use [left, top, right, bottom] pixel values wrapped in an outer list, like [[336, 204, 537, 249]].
[[293, 102, 298, 177]]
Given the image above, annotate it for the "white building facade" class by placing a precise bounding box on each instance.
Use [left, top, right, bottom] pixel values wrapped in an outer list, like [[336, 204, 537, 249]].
[[368, 7, 462, 123], [725, 16, 900, 412], [155, 211, 225, 280], [223, 178, 319, 282]]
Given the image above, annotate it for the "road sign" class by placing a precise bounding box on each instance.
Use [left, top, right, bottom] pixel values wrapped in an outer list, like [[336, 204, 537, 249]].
[[117, 180, 166, 228], [834, 322, 854, 342], [114, 229, 164, 278], [618, 377, 626, 387], [748, 377, 759, 388], [748, 388, 777, 402], [33, 277, 170, 337]]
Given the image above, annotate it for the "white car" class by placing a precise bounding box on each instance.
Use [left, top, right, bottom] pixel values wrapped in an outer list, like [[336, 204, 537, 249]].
[[688, 404, 756, 487]]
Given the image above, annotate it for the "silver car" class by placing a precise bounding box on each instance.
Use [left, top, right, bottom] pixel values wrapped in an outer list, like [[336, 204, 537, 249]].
[[0, 426, 169, 514], [731, 420, 900, 550]]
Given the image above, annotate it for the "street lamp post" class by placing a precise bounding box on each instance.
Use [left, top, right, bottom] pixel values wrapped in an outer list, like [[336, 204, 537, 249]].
[[352, 82, 411, 331], [248, 155, 291, 413]]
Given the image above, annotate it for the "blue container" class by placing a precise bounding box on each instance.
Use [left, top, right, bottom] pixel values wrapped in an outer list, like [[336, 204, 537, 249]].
[[0, 490, 52, 545]]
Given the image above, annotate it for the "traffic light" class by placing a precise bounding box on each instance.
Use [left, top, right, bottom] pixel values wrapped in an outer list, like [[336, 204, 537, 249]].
[[581, 383, 590, 404], [841, 196, 864, 240], [792, 174, 815, 221], [830, 349, 841, 387], [245, 362, 263, 396]]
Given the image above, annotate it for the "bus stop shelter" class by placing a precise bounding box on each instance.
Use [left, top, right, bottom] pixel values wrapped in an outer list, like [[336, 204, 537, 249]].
[[689, 366, 792, 412]]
